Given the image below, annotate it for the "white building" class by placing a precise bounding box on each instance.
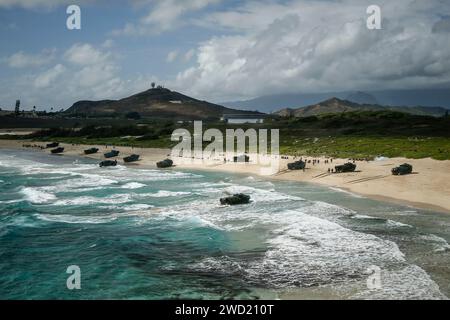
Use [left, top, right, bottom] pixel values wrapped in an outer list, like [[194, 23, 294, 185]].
[[221, 114, 266, 124]]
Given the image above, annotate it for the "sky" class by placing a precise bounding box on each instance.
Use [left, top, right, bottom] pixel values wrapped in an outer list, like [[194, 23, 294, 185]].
[[0, 0, 450, 110]]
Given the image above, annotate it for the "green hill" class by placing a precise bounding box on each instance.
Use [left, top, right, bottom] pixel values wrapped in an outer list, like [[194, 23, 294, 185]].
[[66, 87, 262, 120]]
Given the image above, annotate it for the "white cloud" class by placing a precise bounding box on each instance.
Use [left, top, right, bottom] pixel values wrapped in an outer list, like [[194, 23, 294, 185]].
[[3, 0, 450, 108], [113, 0, 221, 35], [60, 44, 130, 99], [172, 0, 450, 101], [4, 43, 157, 109], [64, 43, 112, 66], [143, 0, 220, 31], [33, 64, 65, 88], [102, 39, 115, 48], [5, 50, 55, 68], [0, 0, 95, 9], [164, 48, 196, 64], [166, 50, 178, 63]]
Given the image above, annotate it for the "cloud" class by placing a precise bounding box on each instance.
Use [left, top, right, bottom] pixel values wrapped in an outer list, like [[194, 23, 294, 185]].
[[113, 0, 221, 35], [59, 43, 133, 99], [0, 0, 92, 9], [102, 39, 115, 48], [166, 50, 178, 63], [33, 64, 65, 88], [142, 0, 220, 31], [184, 49, 195, 62], [3, 0, 450, 108], [172, 0, 450, 101], [5, 50, 55, 68], [64, 43, 112, 66], [3, 43, 157, 109]]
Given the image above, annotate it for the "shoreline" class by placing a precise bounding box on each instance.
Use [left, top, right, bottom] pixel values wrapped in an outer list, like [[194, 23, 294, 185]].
[[1, 139, 449, 214]]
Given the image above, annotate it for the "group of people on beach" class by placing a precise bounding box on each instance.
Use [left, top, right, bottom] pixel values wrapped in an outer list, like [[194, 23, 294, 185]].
[[22, 143, 45, 150]]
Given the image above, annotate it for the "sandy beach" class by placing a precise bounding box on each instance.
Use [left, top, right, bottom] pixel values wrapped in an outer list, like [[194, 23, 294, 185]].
[[1, 139, 449, 214]]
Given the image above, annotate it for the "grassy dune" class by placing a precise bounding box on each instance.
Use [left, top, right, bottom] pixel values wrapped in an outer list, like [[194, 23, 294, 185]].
[[280, 136, 450, 160], [3, 110, 449, 160], [12, 134, 449, 161]]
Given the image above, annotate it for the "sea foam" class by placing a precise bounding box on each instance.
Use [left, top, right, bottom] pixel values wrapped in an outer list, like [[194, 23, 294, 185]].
[[121, 182, 146, 189], [21, 187, 57, 204]]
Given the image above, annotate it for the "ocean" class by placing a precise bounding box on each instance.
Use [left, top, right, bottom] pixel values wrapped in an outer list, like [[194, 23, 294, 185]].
[[0, 149, 449, 300]]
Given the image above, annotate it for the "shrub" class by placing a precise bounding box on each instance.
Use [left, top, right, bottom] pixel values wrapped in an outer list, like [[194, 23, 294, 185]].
[[126, 112, 141, 120]]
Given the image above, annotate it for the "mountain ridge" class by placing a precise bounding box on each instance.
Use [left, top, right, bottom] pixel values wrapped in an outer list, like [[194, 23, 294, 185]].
[[274, 97, 449, 118], [223, 88, 450, 113]]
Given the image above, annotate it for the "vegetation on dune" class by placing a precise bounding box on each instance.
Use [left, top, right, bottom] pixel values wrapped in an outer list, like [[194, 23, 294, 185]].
[[3, 110, 449, 160], [40, 136, 175, 149], [277, 111, 450, 160], [279, 136, 450, 161], [13, 122, 179, 149]]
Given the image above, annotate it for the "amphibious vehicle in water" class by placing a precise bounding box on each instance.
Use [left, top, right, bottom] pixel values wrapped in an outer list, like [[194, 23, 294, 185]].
[[392, 163, 413, 175], [104, 150, 120, 158], [220, 194, 251, 206], [335, 162, 357, 173]]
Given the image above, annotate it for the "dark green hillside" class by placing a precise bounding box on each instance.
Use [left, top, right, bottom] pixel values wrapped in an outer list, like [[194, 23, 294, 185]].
[[66, 87, 262, 120]]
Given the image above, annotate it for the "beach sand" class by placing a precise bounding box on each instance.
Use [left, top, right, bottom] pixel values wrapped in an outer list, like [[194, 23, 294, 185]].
[[1, 139, 449, 214]]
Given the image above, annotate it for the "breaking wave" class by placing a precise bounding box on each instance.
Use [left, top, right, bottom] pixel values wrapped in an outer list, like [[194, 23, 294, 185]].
[[21, 187, 57, 204]]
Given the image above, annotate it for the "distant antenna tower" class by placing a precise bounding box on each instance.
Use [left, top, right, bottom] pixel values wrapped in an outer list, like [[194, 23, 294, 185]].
[[15, 100, 20, 115]]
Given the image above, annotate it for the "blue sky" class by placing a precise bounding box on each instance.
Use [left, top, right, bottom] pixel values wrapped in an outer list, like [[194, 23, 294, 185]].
[[1, 0, 450, 110]]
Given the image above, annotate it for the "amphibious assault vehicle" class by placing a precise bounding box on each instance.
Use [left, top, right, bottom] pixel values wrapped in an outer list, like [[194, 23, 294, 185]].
[[335, 162, 357, 173], [157, 159, 174, 168], [392, 163, 413, 176], [99, 160, 118, 167], [51, 147, 64, 154], [104, 150, 120, 158], [220, 194, 251, 206], [124, 154, 140, 163], [84, 148, 99, 155], [287, 160, 306, 170], [46, 142, 59, 148]]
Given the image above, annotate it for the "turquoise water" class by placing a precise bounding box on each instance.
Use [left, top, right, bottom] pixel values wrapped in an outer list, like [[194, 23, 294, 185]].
[[0, 149, 449, 300]]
